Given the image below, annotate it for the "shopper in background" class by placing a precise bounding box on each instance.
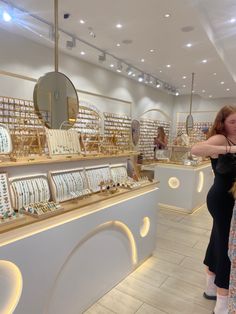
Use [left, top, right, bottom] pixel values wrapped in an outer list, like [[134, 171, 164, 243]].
[[191, 105, 236, 314], [153, 126, 168, 159], [202, 126, 209, 139]]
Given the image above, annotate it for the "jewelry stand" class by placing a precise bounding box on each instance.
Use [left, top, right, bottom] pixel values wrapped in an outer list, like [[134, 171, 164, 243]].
[[9, 174, 61, 218]]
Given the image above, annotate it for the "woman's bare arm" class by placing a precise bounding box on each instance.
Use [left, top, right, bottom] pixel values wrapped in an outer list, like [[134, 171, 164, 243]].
[[191, 134, 236, 157]]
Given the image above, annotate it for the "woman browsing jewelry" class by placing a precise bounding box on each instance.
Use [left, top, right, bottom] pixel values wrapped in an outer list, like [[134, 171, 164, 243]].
[[191, 105, 236, 314]]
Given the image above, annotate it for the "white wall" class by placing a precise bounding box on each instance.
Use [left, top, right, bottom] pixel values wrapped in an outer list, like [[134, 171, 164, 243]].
[[172, 94, 236, 135], [0, 28, 174, 121]]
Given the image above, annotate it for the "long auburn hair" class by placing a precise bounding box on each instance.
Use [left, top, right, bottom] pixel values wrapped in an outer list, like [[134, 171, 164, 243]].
[[207, 105, 236, 139], [157, 126, 166, 140]]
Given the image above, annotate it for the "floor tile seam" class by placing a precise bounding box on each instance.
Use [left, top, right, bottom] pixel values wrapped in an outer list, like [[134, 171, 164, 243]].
[[97, 300, 121, 314], [133, 301, 144, 313]]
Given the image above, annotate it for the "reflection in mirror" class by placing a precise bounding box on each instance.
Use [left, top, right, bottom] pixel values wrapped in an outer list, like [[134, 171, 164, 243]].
[[33, 71, 79, 129], [186, 114, 194, 135]]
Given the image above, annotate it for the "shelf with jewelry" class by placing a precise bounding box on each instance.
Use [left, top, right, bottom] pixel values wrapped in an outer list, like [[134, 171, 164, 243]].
[[9, 174, 61, 218], [49, 168, 91, 202], [176, 121, 213, 143], [0, 96, 48, 159], [103, 112, 132, 152], [139, 119, 170, 160], [46, 129, 81, 156], [0, 172, 21, 223]]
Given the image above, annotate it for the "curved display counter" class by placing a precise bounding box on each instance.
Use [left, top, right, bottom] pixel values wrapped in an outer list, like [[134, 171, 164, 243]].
[[142, 161, 213, 213], [0, 155, 158, 314]]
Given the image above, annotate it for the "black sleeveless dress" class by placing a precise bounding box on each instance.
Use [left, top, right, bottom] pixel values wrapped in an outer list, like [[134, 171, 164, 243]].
[[204, 154, 235, 289]]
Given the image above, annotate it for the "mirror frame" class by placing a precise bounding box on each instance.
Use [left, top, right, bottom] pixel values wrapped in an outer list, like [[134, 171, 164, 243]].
[[33, 71, 79, 129]]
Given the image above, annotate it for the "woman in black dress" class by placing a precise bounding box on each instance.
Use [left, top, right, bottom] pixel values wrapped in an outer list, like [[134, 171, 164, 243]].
[[191, 105, 236, 314]]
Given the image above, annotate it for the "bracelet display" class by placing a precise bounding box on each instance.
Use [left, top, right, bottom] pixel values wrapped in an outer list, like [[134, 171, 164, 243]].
[[49, 168, 91, 202], [110, 164, 128, 184], [85, 165, 111, 192], [10, 175, 50, 210]]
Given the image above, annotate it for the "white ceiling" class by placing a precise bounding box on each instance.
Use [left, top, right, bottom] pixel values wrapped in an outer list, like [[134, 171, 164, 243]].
[[1, 0, 236, 99]]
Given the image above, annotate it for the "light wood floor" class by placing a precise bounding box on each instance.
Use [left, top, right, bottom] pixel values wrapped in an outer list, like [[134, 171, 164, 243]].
[[84, 206, 215, 314]]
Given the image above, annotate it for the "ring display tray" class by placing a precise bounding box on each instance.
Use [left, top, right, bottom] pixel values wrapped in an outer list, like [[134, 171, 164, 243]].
[[21, 202, 62, 218]]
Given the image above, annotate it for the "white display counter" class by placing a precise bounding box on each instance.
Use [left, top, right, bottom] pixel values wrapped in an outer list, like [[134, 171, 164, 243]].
[[0, 154, 158, 314], [142, 161, 213, 213]]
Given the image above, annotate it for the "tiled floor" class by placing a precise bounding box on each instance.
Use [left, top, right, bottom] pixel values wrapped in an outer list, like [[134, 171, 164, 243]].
[[85, 206, 215, 314]]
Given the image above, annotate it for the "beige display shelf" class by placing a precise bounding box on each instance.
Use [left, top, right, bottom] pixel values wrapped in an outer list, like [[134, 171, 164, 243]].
[[0, 182, 157, 243], [0, 151, 138, 168]]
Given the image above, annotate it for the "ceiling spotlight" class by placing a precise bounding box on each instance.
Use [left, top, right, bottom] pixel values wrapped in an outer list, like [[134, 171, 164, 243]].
[[110, 63, 114, 68], [220, 81, 225, 85], [202, 89, 206, 93], [132, 73, 136, 77], [164, 13, 171, 18], [116, 43, 121, 47], [156, 80, 161, 88], [116, 23, 123, 28], [209, 95, 212, 98], [126, 66, 133, 76], [80, 51, 85, 55], [98, 52, 106, 62], [186, 43, 192, 48], [138, 73, 144, 82], [202, 59, 207, 63], [182, 76, 187, 79], [230, 18, 236, 23], [175, 92, 179, 96], [66, 36, 76, 49], [145, 74, 151, 84], [166, 64, 171, 68], [2, 10, 12, 22], [141, 58, 145, 62], [149, 49, 155, 53], [226, 88, 230, 91], [80, 19, 85, 24], [116, 62, 122, 73]]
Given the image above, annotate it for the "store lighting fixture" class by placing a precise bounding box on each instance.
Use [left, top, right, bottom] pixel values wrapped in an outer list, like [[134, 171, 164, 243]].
[[226, 88, 230, 91], [138, 74, 144, 82], [2, 9, 12, 22], [0, 0, 178, 94], [126, 66, 133, 76], [98, 52, 106, 63], [116, 61, 122, 73], [66, 36, 76, 49]]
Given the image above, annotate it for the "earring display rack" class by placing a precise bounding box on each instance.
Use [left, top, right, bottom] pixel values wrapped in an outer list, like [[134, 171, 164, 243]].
[[73, 106, 102, 135], [85, 165, 112, 192], [176, 121, 213, 143], [49, 168, 91, 202], [103, 112, 131, 152], [46, 129, 81, 156], [0, 96, 48, 158], [10, 175, 51, 210], [139, 119, 170, 160]]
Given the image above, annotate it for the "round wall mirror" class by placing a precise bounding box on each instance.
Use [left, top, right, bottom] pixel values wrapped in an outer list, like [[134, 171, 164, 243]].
[[33, 71, 79, 129]]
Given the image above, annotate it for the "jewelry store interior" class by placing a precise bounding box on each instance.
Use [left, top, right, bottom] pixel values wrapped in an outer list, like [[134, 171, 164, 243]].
[[0, 0, 235, 313]]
